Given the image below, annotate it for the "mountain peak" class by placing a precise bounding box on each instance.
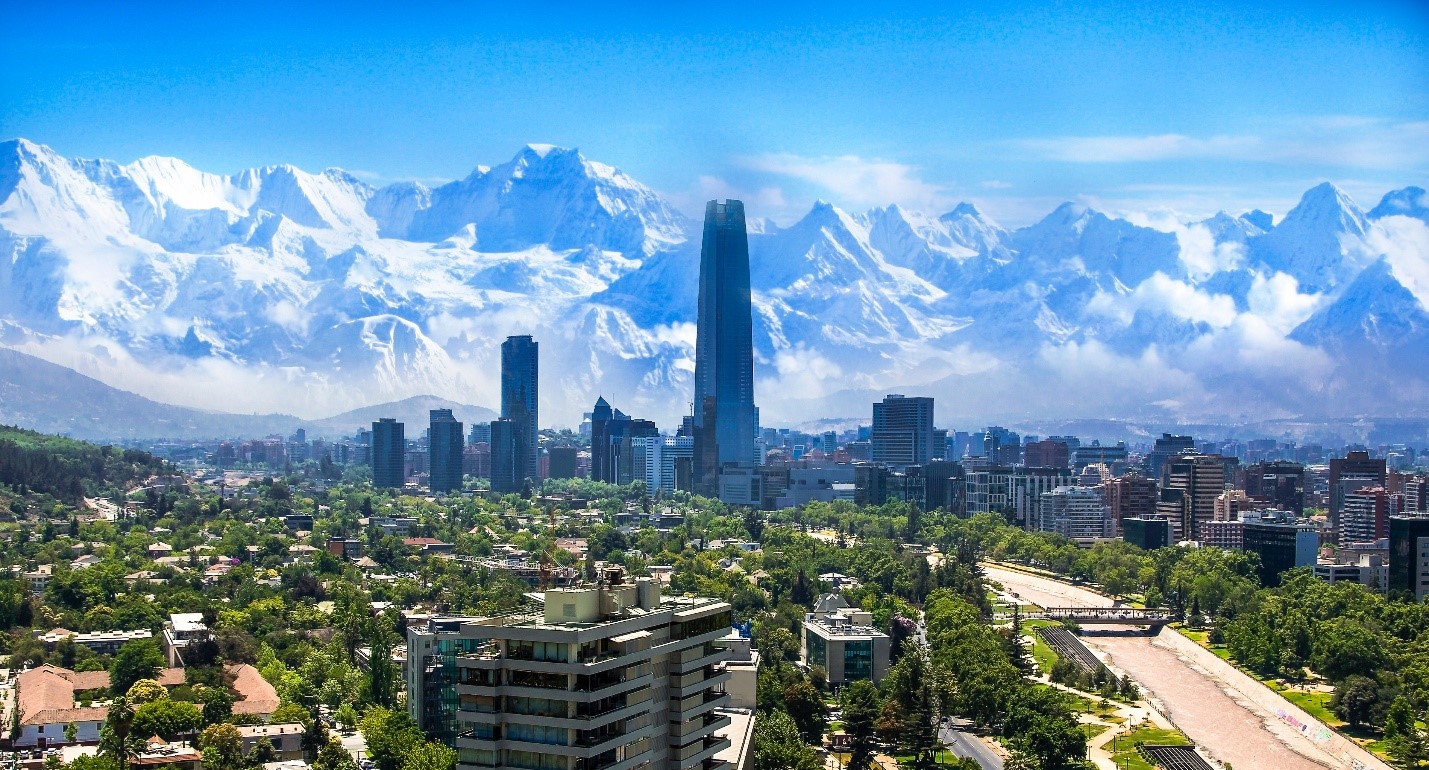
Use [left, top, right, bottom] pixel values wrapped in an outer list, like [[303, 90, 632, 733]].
[[1370, 186, 1429, 222], [1241, 209, 1274, 231], [944, 202, 985, 220]]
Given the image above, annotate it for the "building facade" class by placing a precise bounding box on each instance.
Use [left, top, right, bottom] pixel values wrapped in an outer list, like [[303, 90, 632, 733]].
[[870, 395, 935, 470], [406, 575, 736, 770], [501, 335, 540, 485], [693, 200, 758, 495], [373, 418, 406, 489], [1389, 516, 1429, 601], [430, 409, 466, 494]]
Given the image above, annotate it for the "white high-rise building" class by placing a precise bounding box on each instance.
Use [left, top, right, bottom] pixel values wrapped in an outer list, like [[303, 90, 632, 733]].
[[407, 573, 737, 770], [1038, 486, 1113, 542]]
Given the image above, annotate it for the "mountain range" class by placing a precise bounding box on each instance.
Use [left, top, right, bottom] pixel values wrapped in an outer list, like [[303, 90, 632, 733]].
[[2, 138, 1427, 433]]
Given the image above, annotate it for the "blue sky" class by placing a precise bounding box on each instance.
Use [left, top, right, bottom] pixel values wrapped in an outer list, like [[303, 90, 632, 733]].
[[3, 0, 1426, 225]]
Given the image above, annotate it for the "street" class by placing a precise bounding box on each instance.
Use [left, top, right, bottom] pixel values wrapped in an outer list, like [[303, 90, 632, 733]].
[[939, 719, 1004, 770]]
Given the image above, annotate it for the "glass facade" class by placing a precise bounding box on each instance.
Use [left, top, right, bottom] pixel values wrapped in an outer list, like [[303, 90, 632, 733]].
[[844, 640, 873, 681], [694, 200, 758, 483]]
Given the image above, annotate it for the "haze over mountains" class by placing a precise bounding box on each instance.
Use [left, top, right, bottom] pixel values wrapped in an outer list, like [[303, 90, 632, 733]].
[[2, 138, 1427, 432]]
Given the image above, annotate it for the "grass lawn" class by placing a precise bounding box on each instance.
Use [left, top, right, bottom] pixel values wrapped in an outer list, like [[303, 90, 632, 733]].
[[1022, 619, 1062, 674], [1106, 726, 1193, 770], [891, 750, 963, 767], [1270, 682, 1342, 727]]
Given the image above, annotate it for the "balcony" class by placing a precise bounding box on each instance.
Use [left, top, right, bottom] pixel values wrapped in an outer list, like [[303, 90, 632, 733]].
[[670, 668, 731, 698], [667, 712, 731, 746], [673, 735, 731, 769], [670, 644, 728, 674]]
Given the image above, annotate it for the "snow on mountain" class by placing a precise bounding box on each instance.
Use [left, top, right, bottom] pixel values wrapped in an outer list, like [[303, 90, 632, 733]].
[[1, 138, 1425, 427], [379, 144, 690, 255], [1251, 182, 1371, 293], [1370, 186, 1429, 223]]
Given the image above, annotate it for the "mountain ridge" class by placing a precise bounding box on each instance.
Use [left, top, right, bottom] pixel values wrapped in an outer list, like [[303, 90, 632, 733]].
[[2, 138, 1426, 427]]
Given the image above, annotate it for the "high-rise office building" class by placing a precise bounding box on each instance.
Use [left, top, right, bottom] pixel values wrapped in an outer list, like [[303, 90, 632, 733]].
[[1390, 516, 1429, 601], [501, 335, 539, 485], [1329, 451, 1387, 532], [547, 446, 579, 480], [693, 200, 758, 494], [589, 397, 660, 485], [1341, 486, 1389, 546], [372, 418, 405, 489], [1023, 439, 1071, 470], [1148, 434, 1196, 482], [1244, 460, 1305, 515], [489, 419, 520, 494], [1105, 474, 1158, 536], [870, 395, 935, 469], [983, 427, 1022, 465], [429, 409, 465, 494], [1161, 454, 1226, 541], [468, 422, 492, 447]]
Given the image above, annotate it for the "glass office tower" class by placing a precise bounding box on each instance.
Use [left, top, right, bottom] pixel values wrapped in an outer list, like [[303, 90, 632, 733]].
[[693, 200, 758, 493]]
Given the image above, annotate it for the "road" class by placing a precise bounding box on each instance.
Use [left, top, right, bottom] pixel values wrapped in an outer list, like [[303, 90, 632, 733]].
[[985, 564, 1382, 770], [940, 720, 1004, 770]]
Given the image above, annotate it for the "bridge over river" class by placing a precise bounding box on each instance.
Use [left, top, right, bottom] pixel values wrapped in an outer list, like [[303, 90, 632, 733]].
[[1028, 606, 1175, 627]]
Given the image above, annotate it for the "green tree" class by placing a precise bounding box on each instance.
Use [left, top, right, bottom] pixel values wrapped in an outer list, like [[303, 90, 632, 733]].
[[781, 679, 828, 744], [125, 679, 167, 705], [131, 700, 203, 741], [98, 697, 142, 770], [334, 703, 360, 732], [196, 686, 234, 726], [1332, 676, 1379, 727], [110, 640, 165, 696], [359, 707, 425, 770], [198, 723, 246, 770], [400, 742, 457, 770], [1313, 619, 1389, 682], [840, 680, 880, 770], [752, 711, 821, 770], [314, 736, 361, 770]]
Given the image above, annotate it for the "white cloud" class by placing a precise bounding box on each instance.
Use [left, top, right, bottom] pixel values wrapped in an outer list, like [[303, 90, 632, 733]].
[[1087, 272, 1238, 328], [1012, 118, 1429, 169], [1246, 272, 1323, 333], [667, 175, 790, 221], [740, 153, 952, 212], [1362, 215, 1429, 307]]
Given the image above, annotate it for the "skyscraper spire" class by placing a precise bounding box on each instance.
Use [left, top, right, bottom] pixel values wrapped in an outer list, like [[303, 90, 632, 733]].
[[694, 200, 757, 493]]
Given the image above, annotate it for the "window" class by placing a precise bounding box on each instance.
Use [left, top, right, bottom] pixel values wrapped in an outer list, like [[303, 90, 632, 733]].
[[509, 640, 568, 662], [506, 750, 566, 770], [508, 724, 568, 746]]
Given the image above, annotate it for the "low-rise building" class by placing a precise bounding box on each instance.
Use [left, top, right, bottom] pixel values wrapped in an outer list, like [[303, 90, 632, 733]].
[[237, 723, 306, 761], [801, 596, 891, 688], [162, 612, 211, 667]]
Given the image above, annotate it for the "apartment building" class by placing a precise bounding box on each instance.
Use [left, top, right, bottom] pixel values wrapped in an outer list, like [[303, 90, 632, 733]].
[[407, 570, 736, 770]]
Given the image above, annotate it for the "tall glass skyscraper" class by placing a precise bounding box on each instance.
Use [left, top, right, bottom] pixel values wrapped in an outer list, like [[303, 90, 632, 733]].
[[694, 200, 757, 492], [428, 408, 464, 494], [372, 418, 405, 489], [500, 335, 539, 485]]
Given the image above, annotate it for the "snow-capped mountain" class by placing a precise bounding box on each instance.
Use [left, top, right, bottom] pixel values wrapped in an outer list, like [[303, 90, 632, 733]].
[[2, 138, 1426, 430]]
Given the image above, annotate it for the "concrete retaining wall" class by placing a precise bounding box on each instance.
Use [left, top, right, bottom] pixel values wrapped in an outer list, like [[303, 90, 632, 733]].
[[1156, 628, 1390, 770]]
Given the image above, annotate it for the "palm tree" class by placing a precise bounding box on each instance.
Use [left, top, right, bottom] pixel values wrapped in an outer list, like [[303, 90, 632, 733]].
[[98, 696, 146, 770]]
